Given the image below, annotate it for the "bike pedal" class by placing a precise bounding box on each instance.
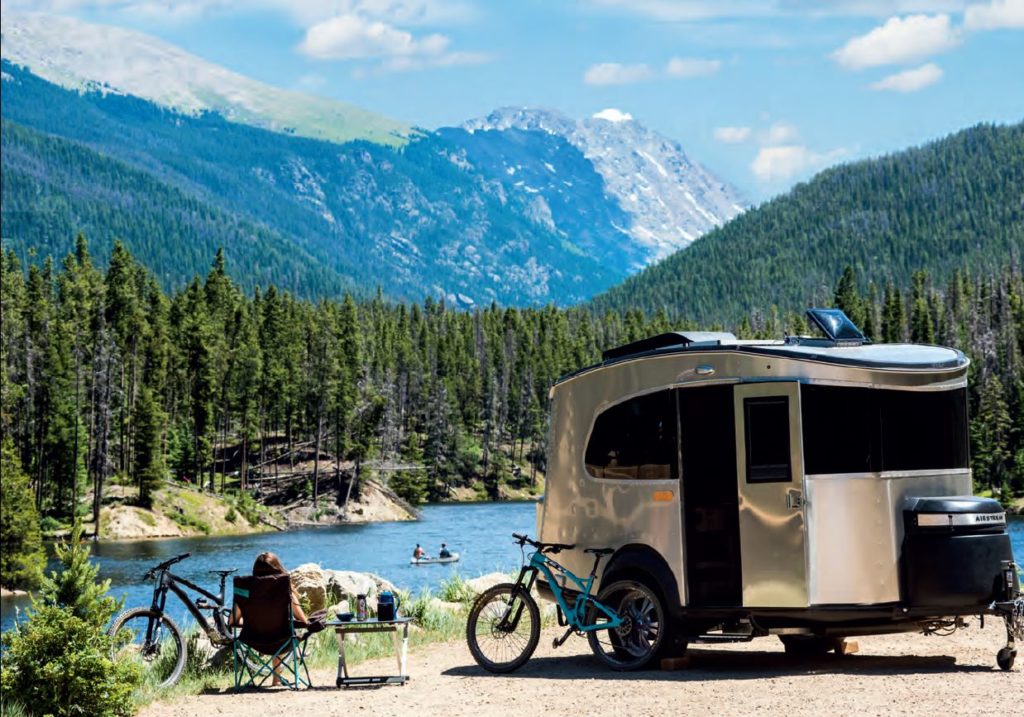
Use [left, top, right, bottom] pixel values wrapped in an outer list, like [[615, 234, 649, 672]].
[[553, 627, 573, 649]]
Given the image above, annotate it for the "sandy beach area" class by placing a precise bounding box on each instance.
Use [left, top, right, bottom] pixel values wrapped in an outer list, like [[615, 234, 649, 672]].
[[140, 621, 1020, 717]]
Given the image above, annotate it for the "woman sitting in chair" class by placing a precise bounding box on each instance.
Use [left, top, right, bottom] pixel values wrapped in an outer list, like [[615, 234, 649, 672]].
[[232, 552, 309, 687]]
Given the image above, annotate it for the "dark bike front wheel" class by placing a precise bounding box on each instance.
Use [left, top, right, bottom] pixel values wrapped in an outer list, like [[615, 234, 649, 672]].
[[109, 607, 187, 688], [466, 583, 540, 673], [587, 579, 666, 671]]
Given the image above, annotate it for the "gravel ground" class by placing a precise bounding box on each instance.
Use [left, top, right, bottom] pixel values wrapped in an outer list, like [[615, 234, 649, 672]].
[[140, 623, 1021, 717]]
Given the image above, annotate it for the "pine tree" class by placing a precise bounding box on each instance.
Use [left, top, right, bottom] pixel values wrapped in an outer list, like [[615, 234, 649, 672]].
[[971, 373, 1013, 493], [39, 522, 120, 628], [0, 438, 46, 589], [133, 385, 166, 508], [833, 266, 864, 329]]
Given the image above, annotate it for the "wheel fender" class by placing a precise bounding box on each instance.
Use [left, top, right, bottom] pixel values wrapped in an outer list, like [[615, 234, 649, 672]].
[[601, 544, 682, 616]]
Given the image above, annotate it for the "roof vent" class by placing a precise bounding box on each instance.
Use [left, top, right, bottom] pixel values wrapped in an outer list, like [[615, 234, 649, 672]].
[[602, 331, 737, 361], [803, 308, 867, 345]]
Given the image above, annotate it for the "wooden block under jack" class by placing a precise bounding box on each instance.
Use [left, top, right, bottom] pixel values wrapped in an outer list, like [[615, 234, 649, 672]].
[[660, 655, 692, 671], [835, 639, 860, 655]]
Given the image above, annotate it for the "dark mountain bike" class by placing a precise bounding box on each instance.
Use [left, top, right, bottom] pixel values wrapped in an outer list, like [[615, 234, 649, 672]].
[[108, 553, 238, 687], [465, 533, 665, 673]]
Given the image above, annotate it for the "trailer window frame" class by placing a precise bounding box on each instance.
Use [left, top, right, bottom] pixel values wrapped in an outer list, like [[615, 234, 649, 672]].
[[583, 388, 680, 482], [743, 396, 792, 484]]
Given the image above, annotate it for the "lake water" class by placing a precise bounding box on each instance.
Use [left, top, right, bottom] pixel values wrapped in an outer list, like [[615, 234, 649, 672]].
[[1, 502, 538, 632], [3, 505, 1023, 633]]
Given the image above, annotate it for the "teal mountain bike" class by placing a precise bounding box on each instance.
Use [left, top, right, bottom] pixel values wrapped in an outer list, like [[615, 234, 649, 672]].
[[466, 533, 665, 672]]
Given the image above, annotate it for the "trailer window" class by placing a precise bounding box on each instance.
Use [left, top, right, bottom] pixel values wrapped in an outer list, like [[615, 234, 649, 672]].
[[802, 386, 969, 474], [585, 390, 678, 480], [743, 397, 791, 483]]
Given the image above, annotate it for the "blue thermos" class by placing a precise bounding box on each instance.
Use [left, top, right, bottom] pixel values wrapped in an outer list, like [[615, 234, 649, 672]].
[[377, 590, 398, 621]]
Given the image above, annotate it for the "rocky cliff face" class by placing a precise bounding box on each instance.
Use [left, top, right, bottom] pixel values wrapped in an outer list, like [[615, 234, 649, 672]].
[[461, 107, 747, 263]]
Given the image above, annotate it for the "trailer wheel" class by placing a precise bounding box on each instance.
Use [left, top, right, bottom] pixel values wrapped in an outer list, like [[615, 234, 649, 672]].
[[588, 579, 666, 670], [779, 635, 835, 657], [996, 647, 1016, 671]]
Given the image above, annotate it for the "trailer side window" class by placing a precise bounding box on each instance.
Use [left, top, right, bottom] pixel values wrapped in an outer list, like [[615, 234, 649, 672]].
[[802, 385, 969, 474], [585, 390, 678, 480], [744, 397, 791, 483]]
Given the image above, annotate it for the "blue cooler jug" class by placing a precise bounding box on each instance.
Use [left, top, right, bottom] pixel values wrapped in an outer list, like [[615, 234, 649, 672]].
[[377, 591, 398, 621]]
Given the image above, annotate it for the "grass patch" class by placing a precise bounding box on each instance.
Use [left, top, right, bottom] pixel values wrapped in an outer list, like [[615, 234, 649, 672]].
[[129, 584, 477, 711], [138, 511, 157, 527]]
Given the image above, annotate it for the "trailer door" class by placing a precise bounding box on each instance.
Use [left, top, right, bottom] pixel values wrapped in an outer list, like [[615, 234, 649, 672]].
[[734, 382, 808, 608]]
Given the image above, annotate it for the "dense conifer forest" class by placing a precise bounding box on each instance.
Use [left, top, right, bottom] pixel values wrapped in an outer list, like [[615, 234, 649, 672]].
[[2, 238, 1021, 589], [592, 123, 1024, 324]]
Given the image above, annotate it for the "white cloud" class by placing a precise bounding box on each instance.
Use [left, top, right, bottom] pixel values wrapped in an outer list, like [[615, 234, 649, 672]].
[[964, 0, 1024, 29], [831, 14, 961, 69], [870, 62, 943, 91], [760, 121, 799, 144], [665, 56, 722, 77], [6, 1, 478, 25], [751, 144, 846, 182], [713, 126, 752, 143], [299, 14, 449, 60], [590, 0, 970, 20], [583, 62, 654, 85]]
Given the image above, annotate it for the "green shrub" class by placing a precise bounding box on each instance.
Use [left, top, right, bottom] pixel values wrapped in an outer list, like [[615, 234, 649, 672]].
[[0, 604, 140, 717], [231, 491, 262, 526], [1, 523, 140, 717], [39, 516, 64, 534], [438, 575, 475, 603], [224, 506, 237, 523]]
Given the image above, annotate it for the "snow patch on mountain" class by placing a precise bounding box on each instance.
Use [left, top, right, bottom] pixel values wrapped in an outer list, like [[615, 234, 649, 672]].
[[463, 107, 747, 261], [593, 108, 633, 123], [0, 11, 410, 146]]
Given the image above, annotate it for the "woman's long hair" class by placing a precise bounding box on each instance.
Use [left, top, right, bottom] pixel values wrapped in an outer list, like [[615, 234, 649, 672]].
[[252, 551, 288, 576]]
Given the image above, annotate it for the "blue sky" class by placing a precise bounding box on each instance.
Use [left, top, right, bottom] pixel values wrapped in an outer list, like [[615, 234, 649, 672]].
[[9, 1, 1024, 202]]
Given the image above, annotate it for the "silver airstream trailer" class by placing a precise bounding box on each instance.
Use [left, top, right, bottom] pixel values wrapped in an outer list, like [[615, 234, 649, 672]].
[[536, 309, 1023, 669]]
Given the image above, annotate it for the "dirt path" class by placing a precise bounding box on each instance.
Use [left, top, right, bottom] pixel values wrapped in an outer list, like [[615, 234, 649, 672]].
[[140, 625, 1020, 717]]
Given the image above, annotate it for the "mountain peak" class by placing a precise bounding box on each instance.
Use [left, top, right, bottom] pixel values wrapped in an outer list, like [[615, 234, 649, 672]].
[[459, 106, 747, 261], [0, 11, 411, 146]]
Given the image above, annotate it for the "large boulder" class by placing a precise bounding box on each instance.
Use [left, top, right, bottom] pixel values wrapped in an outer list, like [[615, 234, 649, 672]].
[[465, 572, 510, 595], [290, 563, 328, 612], [325, 570, 377, 604], [323, 570, 399, 604]]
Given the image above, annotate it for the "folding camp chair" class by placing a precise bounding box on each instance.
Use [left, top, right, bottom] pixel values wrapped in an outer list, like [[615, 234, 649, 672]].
[[232, 574, 313, 690]]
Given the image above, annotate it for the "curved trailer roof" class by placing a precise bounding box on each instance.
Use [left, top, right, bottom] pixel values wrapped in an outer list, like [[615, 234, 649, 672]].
[[557, 340, 967, 386]]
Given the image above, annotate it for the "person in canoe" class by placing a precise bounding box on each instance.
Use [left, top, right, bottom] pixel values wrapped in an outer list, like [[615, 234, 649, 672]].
[[413, 544, 429, 560], [439, 543, 452, 559]]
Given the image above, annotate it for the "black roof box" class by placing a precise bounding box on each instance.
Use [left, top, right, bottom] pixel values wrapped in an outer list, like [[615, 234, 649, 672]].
[[602, 331, 737, 361]]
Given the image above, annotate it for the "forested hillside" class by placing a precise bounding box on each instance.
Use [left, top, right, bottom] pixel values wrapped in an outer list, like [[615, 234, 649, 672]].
[[592, 122, 1024, 324], [0, 61, 621, 305], [1, 120, 353, 297], [3, 239, 1022, 589]]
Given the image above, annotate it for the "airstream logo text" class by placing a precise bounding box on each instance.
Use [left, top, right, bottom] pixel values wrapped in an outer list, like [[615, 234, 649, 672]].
[[974, 513, 1005, 524]]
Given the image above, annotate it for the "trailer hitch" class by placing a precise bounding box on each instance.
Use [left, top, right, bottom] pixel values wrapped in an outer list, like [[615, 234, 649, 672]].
[[986, 561, 1023, 671]]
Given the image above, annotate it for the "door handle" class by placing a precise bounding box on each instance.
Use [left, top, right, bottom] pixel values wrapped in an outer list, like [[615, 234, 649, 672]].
[[786, 490, 805, 510]]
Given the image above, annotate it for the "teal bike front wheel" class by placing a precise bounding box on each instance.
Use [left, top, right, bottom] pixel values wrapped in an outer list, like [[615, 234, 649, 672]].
[[466, 583, 541, 673]]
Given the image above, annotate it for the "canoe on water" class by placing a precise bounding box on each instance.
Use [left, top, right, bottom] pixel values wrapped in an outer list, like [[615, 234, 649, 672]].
[[410, 552, 461, 565]]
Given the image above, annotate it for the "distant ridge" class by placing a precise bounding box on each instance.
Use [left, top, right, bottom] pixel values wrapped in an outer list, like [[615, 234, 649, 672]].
[[0, 11, 412, 146], [590, 122, 1024, 324]]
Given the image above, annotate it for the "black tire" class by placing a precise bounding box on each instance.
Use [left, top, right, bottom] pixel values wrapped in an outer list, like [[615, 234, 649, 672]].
[[779, 635, 835, 657], [996, 647, 1016, 671], [587, 579, 666, 671], [466, 583, 540, 673], [109, 608, 187, 688]]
